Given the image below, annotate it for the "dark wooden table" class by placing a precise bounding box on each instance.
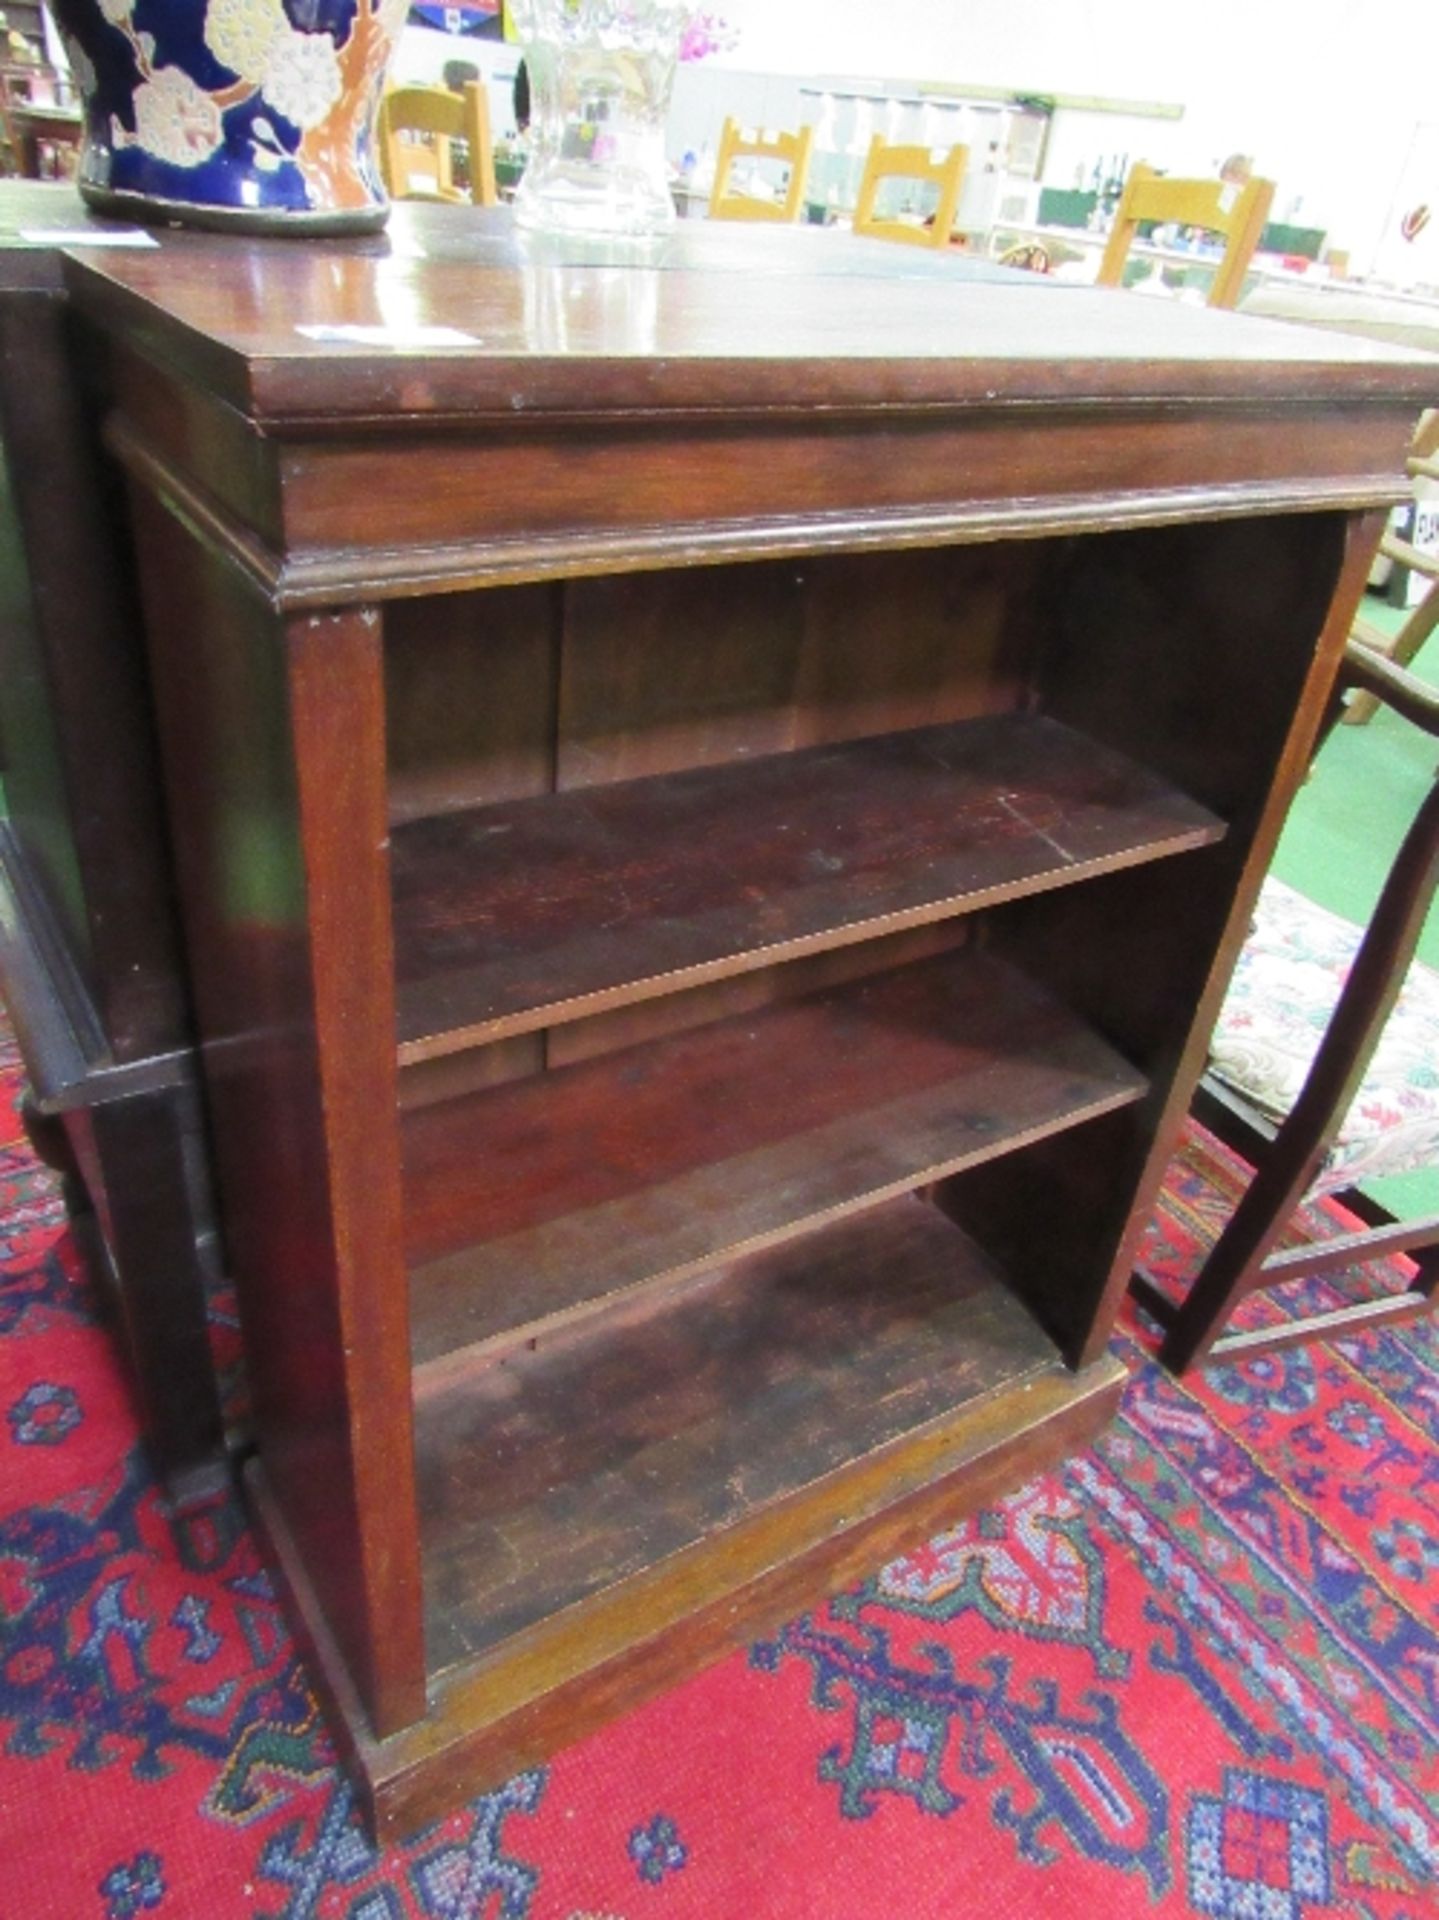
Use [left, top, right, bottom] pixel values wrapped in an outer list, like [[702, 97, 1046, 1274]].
[[0, 180, 229, 1497], [62, 203, 1437, 1837]]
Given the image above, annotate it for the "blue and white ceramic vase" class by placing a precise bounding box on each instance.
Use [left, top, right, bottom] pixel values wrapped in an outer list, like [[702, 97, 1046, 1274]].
[[48, 0, 408, 233]]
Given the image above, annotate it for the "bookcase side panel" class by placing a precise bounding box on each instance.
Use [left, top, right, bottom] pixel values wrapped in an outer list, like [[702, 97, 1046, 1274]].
[[938, 509, 1382, 1362], [121, 488, 427, 1735]]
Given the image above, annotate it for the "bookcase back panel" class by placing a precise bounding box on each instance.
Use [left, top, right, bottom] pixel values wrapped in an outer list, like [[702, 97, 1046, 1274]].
[[383, 543, 1042, 823], [556, 563, 807, 789], [790, 545, 1039, 748], [386, 585, 560, 827]]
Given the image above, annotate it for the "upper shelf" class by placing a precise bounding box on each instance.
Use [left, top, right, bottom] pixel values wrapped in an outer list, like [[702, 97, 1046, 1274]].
[[392, 712, 1224, 1064]]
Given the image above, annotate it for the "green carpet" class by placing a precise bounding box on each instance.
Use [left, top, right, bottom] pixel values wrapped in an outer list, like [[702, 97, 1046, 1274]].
[[1266, 597, 1437, 1216]]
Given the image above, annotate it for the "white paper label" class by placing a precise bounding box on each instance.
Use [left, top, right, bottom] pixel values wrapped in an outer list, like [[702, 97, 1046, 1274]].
[[295, 322, 479, 348], [20, 227, 160, 247]]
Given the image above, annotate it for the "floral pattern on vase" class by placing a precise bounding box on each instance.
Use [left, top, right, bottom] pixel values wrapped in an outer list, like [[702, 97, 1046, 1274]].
[[50, 0, 408, 232]]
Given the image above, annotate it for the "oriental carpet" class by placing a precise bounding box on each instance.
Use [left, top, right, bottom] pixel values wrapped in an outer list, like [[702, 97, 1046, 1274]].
[[0, 1018, 1434, 1919]]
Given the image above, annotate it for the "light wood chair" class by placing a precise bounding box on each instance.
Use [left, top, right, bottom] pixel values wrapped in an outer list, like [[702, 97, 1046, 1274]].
[[1133, 641, 1439, 1372], [1097, 162, 1275, 309], [707, 116, 813, 223], [1346, 413, 1439, 723], [852, 135, 967, 250], [379, 82, 497, 207]]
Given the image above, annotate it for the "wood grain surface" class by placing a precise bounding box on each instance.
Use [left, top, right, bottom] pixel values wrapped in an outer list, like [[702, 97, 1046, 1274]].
[[64, 215, 1439, 426], [392, 711, 1223, 1059], [403, 947, 1146, 1374], [415, 1195, 1062, 1672]]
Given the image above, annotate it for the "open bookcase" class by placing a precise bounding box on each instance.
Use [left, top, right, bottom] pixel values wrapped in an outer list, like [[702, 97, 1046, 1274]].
[[66, 210, 1432, 1838]]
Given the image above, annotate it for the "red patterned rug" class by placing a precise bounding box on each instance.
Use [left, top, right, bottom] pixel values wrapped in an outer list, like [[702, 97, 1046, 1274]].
[[0, 1018, 1434, 1919]]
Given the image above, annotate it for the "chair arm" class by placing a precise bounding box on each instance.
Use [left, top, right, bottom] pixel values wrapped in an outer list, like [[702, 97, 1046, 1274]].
[[1340, 637, 1439, 739]]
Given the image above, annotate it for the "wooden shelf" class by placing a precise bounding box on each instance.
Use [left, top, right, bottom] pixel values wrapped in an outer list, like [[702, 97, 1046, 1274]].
[[392, 713, 1223, 1063], [414, 1193, 1067, 1677], [404, 946, 1146, 1379]]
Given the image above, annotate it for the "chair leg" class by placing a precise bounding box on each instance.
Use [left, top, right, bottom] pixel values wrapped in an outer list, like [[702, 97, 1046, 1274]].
[[1158, 1152, 1314, 1373], [1345, 555, 1439, 725], [1411, 1241, 1439, 1300], [1342, 685, 1383, 727], [1163, 1160, 1439, 1371]]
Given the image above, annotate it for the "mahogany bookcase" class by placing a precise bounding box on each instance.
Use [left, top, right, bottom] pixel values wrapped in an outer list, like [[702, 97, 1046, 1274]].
[[64, 212, 1434, 1839]]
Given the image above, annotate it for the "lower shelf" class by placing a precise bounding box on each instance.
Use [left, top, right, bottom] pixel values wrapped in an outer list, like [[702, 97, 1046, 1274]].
[[250, 1194, 1126, 1839], [404, 946, 1147, 1377], [415, 1194, 1060, 1672]]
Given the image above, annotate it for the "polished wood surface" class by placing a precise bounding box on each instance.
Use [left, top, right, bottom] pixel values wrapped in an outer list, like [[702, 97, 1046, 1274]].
[[120, 496, 426, 1734], [69, 216, 1433, 619], [0, 221, 186, 1057], [66, 212, 1437, 425], [73, 202, 1436, 1837]]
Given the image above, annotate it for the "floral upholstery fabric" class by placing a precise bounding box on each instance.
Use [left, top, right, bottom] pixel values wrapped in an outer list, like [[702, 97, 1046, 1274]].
[[1208, 876, 1439, 1194]]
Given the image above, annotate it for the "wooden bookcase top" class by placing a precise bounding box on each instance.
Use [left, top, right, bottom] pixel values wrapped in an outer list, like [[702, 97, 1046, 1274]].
[[60, 211, 1437, 614], [62, 209, 1439, 428]]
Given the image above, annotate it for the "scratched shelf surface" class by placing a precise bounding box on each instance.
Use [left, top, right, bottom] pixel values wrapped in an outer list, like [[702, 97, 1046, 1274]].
[[392, 712, 1223, 1062]]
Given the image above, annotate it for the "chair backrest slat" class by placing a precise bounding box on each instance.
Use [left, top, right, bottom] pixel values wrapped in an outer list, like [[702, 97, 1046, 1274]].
[[852, 136, 968, 250], [708, 117, 813, 223], [1096, 162, 1274, 309], [380, 82, 497, 207]]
